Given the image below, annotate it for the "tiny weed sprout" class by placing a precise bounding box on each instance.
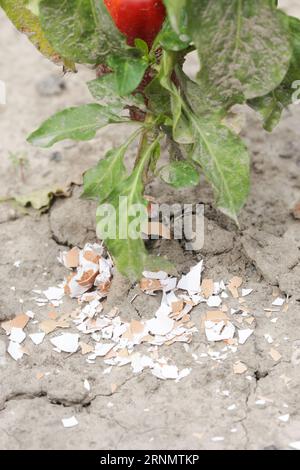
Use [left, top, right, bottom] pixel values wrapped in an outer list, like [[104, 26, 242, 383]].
[[1, 0, 300, 279]]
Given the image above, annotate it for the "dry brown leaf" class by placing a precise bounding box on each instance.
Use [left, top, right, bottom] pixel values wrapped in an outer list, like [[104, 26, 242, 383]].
[[201, 279, 214, 299], [245, 316, 255, 325], [228, 276, 243, 298]]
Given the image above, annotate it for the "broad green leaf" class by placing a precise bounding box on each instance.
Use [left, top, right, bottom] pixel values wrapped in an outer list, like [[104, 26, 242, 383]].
[[160, 161, 199, 188], [158, 51, 194, 143], [248, 15, 300, 131], [107, 55, 148, 96], [82, 129, 143, 201], [144, 77, 171, 115], [39, 0, 136, 64], [175, 67, 233, 119], [171, 87, 195, 144], [27, 104, 126, 148], [82, 147, 127, 202], [134, 39, 149, 57], [88, 76, 145, 110], [163, 0, 186, 34], [0, 0, 61, 63], [158, 50, 249, 221], [189, 116, 250, 222], [159, 19, 190, 52], [97, 137, 163, 280], [187, 0, 291, 102]]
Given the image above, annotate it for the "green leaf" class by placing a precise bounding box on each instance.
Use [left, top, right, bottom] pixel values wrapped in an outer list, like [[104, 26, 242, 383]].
[[96, 137, 163, 280], [163, 0, 186, 34], [171, 87, 195, 144], [187, 0, 291, 102], [175, 67, 230, 119], [248, 15, 300, 131], [158, 51, 194, 143], [38, 0, 136, 64], [134, 39, 149, 57], [82, 147, 127, 202], [160, 161, 199, 188], [82, 128, 143, 201], [107, 55, 148, 96], [144, 77, 171, 116], [0, 0, 62, 63], [27, 103, 126, 148], [88, 76, 145, 110], [159, 19, 190, 52], [158, 50, 249, 221], [189, 116, 250, 222]]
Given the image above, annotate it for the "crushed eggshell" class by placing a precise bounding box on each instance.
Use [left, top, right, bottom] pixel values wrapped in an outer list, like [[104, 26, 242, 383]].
[[269, 348, 282, 362], [233, 361, 248, 374], [228, 276, 243, 298], [50, 333, 79, 353], [238, 329, 254, 345], [9, 327, 26, 344], [62, 416, 78, 428], [29, 332, 45, 345]]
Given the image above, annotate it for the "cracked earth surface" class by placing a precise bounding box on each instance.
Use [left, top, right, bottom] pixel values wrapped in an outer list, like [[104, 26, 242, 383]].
[[0, 1, 300, 450]]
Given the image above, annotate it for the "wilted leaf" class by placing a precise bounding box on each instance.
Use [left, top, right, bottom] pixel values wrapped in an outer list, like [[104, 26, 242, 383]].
[[13, 184, 72, 211], [0, 0, 63, 63]]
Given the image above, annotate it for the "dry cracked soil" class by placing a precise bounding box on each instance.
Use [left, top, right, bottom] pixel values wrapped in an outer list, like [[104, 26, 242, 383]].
[[0, 1, 300, 451]]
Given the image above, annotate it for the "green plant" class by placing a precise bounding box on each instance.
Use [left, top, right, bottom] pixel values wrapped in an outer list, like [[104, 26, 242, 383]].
[[1, 0, 300, 279], [9, 151, 29, 182]]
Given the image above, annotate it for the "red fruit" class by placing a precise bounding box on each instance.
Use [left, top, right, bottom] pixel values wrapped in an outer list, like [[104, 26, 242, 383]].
[[104, 0, 166, 48]]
